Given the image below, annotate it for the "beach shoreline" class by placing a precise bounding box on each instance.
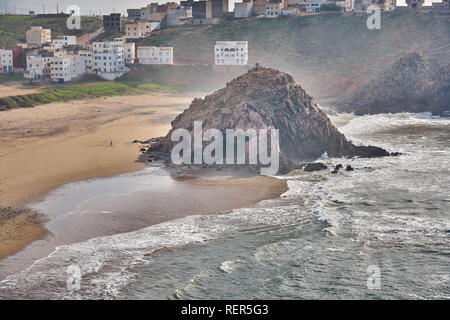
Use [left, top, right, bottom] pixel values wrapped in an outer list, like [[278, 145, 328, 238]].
[[0, 92, 193, 260], [0, 92, 288, 267]]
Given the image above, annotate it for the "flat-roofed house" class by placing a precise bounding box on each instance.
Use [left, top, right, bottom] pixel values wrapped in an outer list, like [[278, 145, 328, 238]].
[[214, 41, 248, 66], [0, 49, 13, 72], [137, 46, 174, 65], [235, 1, 254, 17], [26, 26, 51, 47]]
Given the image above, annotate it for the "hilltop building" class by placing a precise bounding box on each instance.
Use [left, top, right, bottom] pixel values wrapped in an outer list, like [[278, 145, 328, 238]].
[[235, 1, 254, 17], [26, 26, 51, 47], [79, 50, 93, 72], [266, 2, 283, 16], [212, 0, 229, 18], [405, 0, 424, 8], [350, 0, 395, 11], [432, 0, 449, 9], [103, 13, 122, 33], [127, 9, 141, 18], [187, 0, 229, 24], [137, 46, 174, 64], [214, 41, 248, 65], [125, 21, 159, 39], [253, 0, 269, 15]]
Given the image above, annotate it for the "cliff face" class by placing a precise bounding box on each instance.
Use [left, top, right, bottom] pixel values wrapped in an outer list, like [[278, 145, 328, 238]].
[[147, 66, 390, 173], [340, 53, 450, 116]]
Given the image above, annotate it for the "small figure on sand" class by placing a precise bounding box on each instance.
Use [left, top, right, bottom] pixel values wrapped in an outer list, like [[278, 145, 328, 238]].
[[110, 140, 113, 147]]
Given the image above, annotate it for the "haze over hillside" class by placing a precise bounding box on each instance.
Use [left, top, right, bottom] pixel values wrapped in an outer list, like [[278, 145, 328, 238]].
[[139, 10, 450, 99]]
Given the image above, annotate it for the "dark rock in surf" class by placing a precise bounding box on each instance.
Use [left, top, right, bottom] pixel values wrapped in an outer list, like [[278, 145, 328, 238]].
[[304, 163, 328, 172]]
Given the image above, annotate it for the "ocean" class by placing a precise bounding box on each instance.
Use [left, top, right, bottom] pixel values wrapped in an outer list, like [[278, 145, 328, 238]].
[[0, 112, 449, 299]]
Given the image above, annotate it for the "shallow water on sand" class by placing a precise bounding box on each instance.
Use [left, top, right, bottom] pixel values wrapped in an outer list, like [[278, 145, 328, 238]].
[[0, 112, 449, 299]]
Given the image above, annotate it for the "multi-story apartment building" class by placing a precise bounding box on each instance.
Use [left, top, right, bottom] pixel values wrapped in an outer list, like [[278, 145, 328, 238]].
[[79, 50, 93, 72], [24, 54, 51, 80], [235, 1, 254, 17], [211, 0, 229, 18], [214, 41, 248, 66], [305, 0, 326, 13], [405, 0, 424, 8], [0, 49, 13, 72], [114, 38, 136, 64], [46, 35, 77, 51], [127, 9, 141, 18], [253, 0, 269, 15], [26, 26, 51, 47], [92, 41, 127, 80], [49, 54, 85, 84], [103, 13, 121, 33], [125, 21, 159, 39], [352, 0, 395, 12], [432, 0, 449, 9], [137, 46, 174, 65], [265, 1, 285, 16]]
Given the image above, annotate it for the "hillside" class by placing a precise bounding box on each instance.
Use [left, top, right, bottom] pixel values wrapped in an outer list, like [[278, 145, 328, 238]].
[[146, 66, 391, 174], [0, 15, 102, 46], [137, 10, 450, 99], [338, 52, 450, 115]]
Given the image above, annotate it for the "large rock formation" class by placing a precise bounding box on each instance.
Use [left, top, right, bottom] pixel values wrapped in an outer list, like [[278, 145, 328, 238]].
[[338, 53, 450, 116], [146, 65, 391, 174]]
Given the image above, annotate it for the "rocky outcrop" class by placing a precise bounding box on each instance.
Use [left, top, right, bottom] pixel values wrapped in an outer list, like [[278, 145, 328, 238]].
[[338, 53, 450, 116], [145, 65, 392, 174], [304, 163, 328, 172]]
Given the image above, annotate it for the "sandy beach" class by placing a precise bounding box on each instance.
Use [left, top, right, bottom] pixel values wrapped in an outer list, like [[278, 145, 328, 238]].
[[0, 93, 287, 264], [0, 93, 192, 260]]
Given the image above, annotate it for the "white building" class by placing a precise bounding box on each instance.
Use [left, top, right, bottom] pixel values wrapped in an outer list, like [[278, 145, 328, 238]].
[[49, 54, 85, 84], [137, 46, 174, 65], [79, 50, 93, 72], [52, 35, 77, 49], [0, 49, 13, 73], [92, 41, 127, 80], [123, 43, 136, 64], [235, 1, 254, 17], [350, 0, 395, 11], [305, 0, 327, 12], [44, 35, 77, 52], [24, 55, 51, 80], [26, 26, 51, 47], [125, 21, 160, 39], [114, 38, 136, 64], [406, 0, 424, 8], [265, 2, 284, 17], [214, 41, 248, 66], [432, 0, 449, 9]]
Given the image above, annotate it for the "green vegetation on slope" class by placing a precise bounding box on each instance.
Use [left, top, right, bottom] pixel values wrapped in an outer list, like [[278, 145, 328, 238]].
[[0, 15, 102, 46], [0, 82, 174, 111]]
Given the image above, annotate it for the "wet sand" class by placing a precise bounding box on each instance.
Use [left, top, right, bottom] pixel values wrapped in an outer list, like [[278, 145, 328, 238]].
[[0, 92, 288, 268], [0, 93, 193, 260]]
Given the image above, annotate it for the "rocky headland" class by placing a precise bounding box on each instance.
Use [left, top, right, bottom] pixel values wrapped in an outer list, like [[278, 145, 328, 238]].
[[337, 53, 450, 116], [143, 65, 395, 175]]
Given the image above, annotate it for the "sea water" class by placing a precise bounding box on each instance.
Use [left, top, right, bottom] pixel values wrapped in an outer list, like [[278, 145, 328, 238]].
[[0, 112, 449, 299]]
